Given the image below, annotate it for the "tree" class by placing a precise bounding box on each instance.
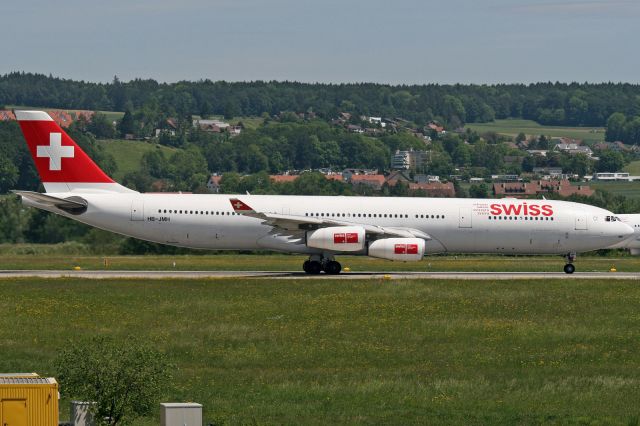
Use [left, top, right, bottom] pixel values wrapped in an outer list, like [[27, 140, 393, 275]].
[[596, 150, 625, 172], [118, 109, 135, 137], [87, 113, 116, 139], [623, 116, 640, 145], [469, 183, 489, 198], [606, 112, 626, 142], [55, 337, 171, 426]]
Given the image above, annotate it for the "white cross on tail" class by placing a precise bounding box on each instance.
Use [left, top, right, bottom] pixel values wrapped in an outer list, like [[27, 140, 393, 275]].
[[37, 133, 74, 171]]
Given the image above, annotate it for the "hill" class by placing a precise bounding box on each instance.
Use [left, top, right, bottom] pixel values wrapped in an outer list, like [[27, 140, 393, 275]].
[[96, 139, 179, 181], [465, 119, 605, 143]]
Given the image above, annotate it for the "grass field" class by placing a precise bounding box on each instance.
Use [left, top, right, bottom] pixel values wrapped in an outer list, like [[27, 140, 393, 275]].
[[623, 160, 640, 175], [1, 277, 639, 425], [580, 181, 640, 200], [0, 252, 636, 273], [466, 119, 605, 143], [96, 139, 179, 180]]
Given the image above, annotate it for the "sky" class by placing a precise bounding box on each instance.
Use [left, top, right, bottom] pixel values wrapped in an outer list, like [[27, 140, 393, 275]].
[[1, 0, 639, 84]]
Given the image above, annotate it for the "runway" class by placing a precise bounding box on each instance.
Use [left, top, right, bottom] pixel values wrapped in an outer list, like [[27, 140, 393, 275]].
[[1, 270, 639, 280]]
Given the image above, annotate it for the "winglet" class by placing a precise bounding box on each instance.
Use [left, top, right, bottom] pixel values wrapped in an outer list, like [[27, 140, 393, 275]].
[[229, 198, 255, 214]]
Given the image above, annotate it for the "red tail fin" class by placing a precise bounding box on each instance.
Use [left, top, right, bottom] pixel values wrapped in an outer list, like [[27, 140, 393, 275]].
[[16, 110, 133, 193]]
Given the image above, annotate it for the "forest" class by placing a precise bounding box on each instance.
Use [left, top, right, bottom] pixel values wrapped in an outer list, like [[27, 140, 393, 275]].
[[3, 72, 640, 129]]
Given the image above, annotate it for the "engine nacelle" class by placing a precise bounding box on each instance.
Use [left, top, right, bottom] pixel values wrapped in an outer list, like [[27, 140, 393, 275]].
[[306, 226, 366, 252], [368, 238, 425, 261]]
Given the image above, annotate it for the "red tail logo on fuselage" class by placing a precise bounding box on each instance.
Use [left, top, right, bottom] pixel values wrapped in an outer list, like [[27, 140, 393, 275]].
[[490, 203, 553, 216]]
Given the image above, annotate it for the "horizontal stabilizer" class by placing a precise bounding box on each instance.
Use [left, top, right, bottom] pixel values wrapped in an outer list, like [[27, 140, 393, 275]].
[[12, 190, 87, 211]]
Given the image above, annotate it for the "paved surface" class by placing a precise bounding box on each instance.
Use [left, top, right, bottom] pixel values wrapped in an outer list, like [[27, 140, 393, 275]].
[[0, 270, 639, 280]]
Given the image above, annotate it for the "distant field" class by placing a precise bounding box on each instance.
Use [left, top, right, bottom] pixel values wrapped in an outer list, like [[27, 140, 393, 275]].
[[0, 253, 635, 273], [466, 119, 605, 143], [623, 160, 640, 175], [582, 181, 640, 200], [96, 139, 179, 180], [195, 114, 264, 130], [1, 277, 639, 425]]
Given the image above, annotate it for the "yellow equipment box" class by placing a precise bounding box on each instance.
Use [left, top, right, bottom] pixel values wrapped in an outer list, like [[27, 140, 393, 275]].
[[0, 375, 58, 426]]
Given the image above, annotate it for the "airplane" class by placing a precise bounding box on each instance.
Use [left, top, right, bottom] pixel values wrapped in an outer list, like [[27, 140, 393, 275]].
[[605, 214, 640, 254], [12, 110, 635, 275]]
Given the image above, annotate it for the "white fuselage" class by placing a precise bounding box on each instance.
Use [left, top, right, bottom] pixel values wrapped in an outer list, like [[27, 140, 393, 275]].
[[25, 193, 634, 256], [606, 214, 640, 254]]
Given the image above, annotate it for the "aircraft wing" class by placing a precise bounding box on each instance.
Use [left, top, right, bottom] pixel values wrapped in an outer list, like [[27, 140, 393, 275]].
[[229, 198, 431, 240]]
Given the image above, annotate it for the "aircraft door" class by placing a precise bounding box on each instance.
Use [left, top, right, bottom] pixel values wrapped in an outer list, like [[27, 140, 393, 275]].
[[131, 198, 144, 221], [459, 207, 472, 228], [575, 211, 588, 230]]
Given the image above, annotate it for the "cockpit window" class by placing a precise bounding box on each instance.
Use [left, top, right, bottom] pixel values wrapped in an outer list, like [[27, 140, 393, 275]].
[[605, 216, 621, 222]]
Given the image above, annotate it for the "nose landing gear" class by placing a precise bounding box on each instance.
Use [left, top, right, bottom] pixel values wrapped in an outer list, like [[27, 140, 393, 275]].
[[303, 255, 341, 275], [564, 252, 576, 274]]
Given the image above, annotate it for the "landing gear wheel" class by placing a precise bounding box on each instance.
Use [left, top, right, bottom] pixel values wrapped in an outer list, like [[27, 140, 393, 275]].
[[305, 260, 322, 275], [324, 260, 342, 275], [564, 263, 575, 274]]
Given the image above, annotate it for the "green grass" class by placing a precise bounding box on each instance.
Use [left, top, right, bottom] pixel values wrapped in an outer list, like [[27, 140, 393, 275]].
[[623, 160, 640, 175], [0, 252, 636, 272], [195, 114, 264, 130], [1, 277, 640, 425], [96, 139, 179, 180], [466, 119, 605, 143], [580, 181, 640, 199]]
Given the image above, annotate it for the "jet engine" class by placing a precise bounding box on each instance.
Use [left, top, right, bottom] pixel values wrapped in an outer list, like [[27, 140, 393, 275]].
[[368, 238, 425, 261], [306, 226, 366, 252]]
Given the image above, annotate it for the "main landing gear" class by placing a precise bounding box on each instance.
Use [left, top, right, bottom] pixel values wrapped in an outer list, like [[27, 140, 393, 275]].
[[563, 252, 576, 274], [303, 255, 341, 275]]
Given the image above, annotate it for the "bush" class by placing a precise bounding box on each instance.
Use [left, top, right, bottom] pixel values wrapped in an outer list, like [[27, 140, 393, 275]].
[[56, 336, 172, 426]]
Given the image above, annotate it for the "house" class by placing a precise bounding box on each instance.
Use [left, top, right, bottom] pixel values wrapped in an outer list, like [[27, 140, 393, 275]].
[[348, 174, 386, 190], [207, 175, 223, 193], [493, 180, 594, 198], [155, 118, 178, 137], [532, 167, 563, 178], [366, 116, 386, 128], [72, 110, 95, 122], [391, 150, 411, 170], [364, 127, 384, 136], [408, 182, 455, 197], [493, 182, 538, 197], [385, 170, 412, 187], [228, 125, 242, 136], [594, 141, 631, 152], [341, 168, 379, 181], [390, 149, 430, 171], [554, 143, 594, 157], [527, 149, 549, 157], [592, 172, 640, 182], [324, 174, 345, 182], [270, 175, 299, 184], [47, 110, 74, 128], [194, 119, 230, 132], [0, 110, 16, 121], [491, 174, 521, 182], [347, 124, 363, 133], [425, 122, 445, 134]]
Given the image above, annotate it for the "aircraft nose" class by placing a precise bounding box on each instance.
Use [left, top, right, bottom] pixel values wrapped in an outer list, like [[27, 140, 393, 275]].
[[619, 222, 635, 238]]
